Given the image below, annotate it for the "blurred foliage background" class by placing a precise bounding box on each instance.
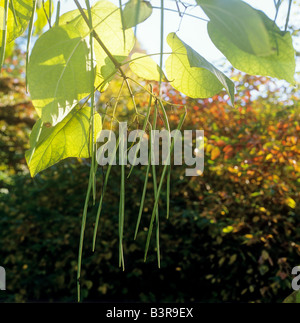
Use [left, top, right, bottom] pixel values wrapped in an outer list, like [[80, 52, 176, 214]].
[[0, 42, 300, 303]]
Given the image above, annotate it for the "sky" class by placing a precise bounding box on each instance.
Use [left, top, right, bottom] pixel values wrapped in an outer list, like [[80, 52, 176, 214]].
[[57, 0, 300, 70]]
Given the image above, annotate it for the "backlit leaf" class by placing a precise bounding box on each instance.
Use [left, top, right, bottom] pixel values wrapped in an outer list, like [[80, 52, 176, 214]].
[[122, 0, 153, 29], [207, 11, 296, 84], [130, 52, 166, 81], [59, 0, 135, 89], [28, 23, 94, 125], [34, 0, 54, 35], [26, 106, 102, 177], [0, 0, 33, 44], [166, 33, 235, 104], [197, 0, 272, 56]]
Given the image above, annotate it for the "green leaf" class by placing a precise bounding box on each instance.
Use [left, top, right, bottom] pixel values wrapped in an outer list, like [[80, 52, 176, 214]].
[[58, 9, 79, 25], [27, 23, 95, 126], [34, 0, 54, 35], [283, 290, 300, 303], [129, 52, 166, 81], [25, 106, 102, 177], [166, 33, 235, 104], [122, 0, 152, 29], [0, 0, 33, 44], [59, 0, 135, 89], [5, 38, 14, 56], [207, 11, 296, 84], [197, 0, 272, 56]]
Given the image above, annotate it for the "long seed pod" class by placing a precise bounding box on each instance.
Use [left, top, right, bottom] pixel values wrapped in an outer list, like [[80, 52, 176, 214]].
[[151, 103, 160, 268], [144, 108, 187, 262], [77, 0, 96, 302], [128, 88, 153, 178], [26, 1, 37, 91], [134, 87, 154, 239], [158, 99, 171, 219]]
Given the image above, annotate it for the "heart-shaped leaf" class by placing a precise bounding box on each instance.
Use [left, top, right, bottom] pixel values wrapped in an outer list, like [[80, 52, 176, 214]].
[[166, 33, 235, 104], [122, 0, 153, 29], [59, 0, 135, 89], [28, 23, 95, 126], [26, 106, 102, 177], [197, 0, 272, 56], [207, 11, 296, 84]]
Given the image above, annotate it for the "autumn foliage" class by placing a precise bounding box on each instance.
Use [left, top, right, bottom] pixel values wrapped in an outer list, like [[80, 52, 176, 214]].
[[0, 64, 299, 302]]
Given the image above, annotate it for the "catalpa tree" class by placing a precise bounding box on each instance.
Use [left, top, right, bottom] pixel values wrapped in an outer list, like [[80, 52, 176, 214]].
[[0, 0, 297, 301]]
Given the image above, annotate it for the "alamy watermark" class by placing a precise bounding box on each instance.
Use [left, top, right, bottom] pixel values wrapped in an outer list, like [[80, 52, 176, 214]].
[[96, 122, 204, 176], [0, 266, 5, 290], [292, 266, 300, 291]]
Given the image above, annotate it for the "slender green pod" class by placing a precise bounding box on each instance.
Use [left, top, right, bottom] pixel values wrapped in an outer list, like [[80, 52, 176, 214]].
[[26, 0, 37, 90], [158, 99, 171, 219], [151, 103, 160, 268], [144, 108, 187, 262]]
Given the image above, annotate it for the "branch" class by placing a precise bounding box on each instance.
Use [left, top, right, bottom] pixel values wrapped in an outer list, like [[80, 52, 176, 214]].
[[73, 0, 127, 80]]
